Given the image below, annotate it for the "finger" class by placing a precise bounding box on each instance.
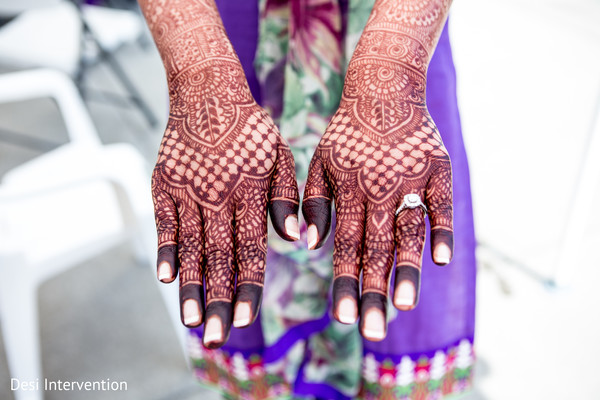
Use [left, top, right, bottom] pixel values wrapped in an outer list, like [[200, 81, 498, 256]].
[[426, 159, 453, 265], [360, 205, 396, 342], [332, 201, 366, 326], [302, 154, 332, 250], [151, 170, 178, 283], [201, 207, 235, 348], [176, 197, 205, 327], [269, 141, 300, 241], [233, 185, 268, 328], [393, 197, 426, 311]]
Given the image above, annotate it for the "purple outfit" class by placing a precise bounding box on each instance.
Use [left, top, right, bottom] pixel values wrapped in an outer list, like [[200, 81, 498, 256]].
[[188, 2, 476, 399]]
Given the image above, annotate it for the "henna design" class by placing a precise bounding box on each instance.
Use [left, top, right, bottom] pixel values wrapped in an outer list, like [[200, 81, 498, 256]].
[[140, 0, 299, 348], [302, 0, 453, 341]]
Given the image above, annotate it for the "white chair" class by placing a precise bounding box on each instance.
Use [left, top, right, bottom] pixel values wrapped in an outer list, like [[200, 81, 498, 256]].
[[0, 69, 185, 400], [0, 0, 157, 126]]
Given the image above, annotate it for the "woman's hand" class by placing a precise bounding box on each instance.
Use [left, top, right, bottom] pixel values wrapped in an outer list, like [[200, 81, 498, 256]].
[[139, 0, 299, 349], [302, 0, 453, 342], [152, 60, 299, 348]]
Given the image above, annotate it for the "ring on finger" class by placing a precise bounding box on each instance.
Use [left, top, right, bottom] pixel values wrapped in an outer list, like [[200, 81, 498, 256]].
[[395, 193, 427, 215]]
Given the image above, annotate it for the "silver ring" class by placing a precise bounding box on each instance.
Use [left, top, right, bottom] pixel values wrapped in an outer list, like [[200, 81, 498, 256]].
[[395, 193, 427, 215]]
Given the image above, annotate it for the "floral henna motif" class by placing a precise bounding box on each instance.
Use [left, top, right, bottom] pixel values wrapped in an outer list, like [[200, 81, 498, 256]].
[[141, 0, 299, 348], [302, 0, 453, 341]]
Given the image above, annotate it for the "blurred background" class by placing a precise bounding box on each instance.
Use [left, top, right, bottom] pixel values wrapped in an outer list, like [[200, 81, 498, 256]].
[[0, 0, 599, 399]]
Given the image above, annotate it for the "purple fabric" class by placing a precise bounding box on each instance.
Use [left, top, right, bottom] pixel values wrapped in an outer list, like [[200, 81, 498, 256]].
[[215, 0, 262, 105], [207, 0, 476, 396]]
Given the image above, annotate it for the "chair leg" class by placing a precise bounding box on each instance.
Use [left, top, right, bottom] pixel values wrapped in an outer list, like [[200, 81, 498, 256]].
[[0, 256, 44, 400], [104, 145, 189, 362], [78, 13, 158, 128], [554, 95, 600, 286]]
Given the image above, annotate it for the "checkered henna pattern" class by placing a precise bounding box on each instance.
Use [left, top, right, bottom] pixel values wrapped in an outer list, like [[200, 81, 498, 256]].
[[140, 0, 299, 348], [302, 0, 453, 341]]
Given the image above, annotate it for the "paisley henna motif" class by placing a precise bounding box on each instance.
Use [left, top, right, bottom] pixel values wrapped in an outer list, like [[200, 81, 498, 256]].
[[303, 0, 453, 341], [140, 0, 299, 348]]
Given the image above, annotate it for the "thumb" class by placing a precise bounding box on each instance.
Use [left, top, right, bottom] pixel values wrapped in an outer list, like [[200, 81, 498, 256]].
[[301, 153, 332, 250], [269, 140, 300, 241]]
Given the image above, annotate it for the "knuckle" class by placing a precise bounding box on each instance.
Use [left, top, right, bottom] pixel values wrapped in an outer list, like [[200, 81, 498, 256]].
[[364, 241, 394, 260], [236, 242, 266, 265], [156, 218, 177, 234], [334, 238, 361, 257], [205, 245, 234, 267], [179, 229, 203, 246], [398, 221, 425, 236]]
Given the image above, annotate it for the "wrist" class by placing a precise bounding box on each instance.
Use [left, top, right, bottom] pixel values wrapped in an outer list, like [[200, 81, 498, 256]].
[[351, 29, 430, 78], [344, 52, 427, 106], [140, 0, 241, 79]]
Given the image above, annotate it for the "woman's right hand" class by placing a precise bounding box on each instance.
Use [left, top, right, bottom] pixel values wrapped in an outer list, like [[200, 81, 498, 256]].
[[152, 59, 299, 349]]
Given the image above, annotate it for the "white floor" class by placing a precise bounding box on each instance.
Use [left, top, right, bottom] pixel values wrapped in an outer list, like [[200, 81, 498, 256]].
[[451, 0, 600, 398]]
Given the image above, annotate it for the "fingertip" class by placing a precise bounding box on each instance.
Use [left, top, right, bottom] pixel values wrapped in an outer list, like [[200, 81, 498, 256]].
[[336, 297, 358, 324], [433, 242, 451, 265], [431, 229, 454, 266], [179, 283, 205, 327], [301, 197, 332, 249], [269, 200, 300, 242], [394, 280, 416, 311], [202, 301, 232, 349], [284, 214, 300, 241], [233, 284, 262, 328], [233, 302, 251, 328], [307, 224, 318, 250], [182, 299, 202, 327], [362, 308, 386, 342], [157, 261, 175, 283], [203, 315, 223, 346], [333, 276, 359, 324], [393, 265, 421, 311], [157, 245, 178, 282], [360, 292, 387, 342]]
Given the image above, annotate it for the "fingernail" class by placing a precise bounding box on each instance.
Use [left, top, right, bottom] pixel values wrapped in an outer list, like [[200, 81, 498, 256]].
[[337, 297, 357, 324], [394, 280, 416, 308], [158, 261, 172, 281], [233, 302, 251, 328], [434, 243, 451, 265], [203, 316, 223, 345], [363, 309, 385, 341], [183, 299, 201, 326], [285, 215, 300, 240], [307, 224, 318, 250]]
